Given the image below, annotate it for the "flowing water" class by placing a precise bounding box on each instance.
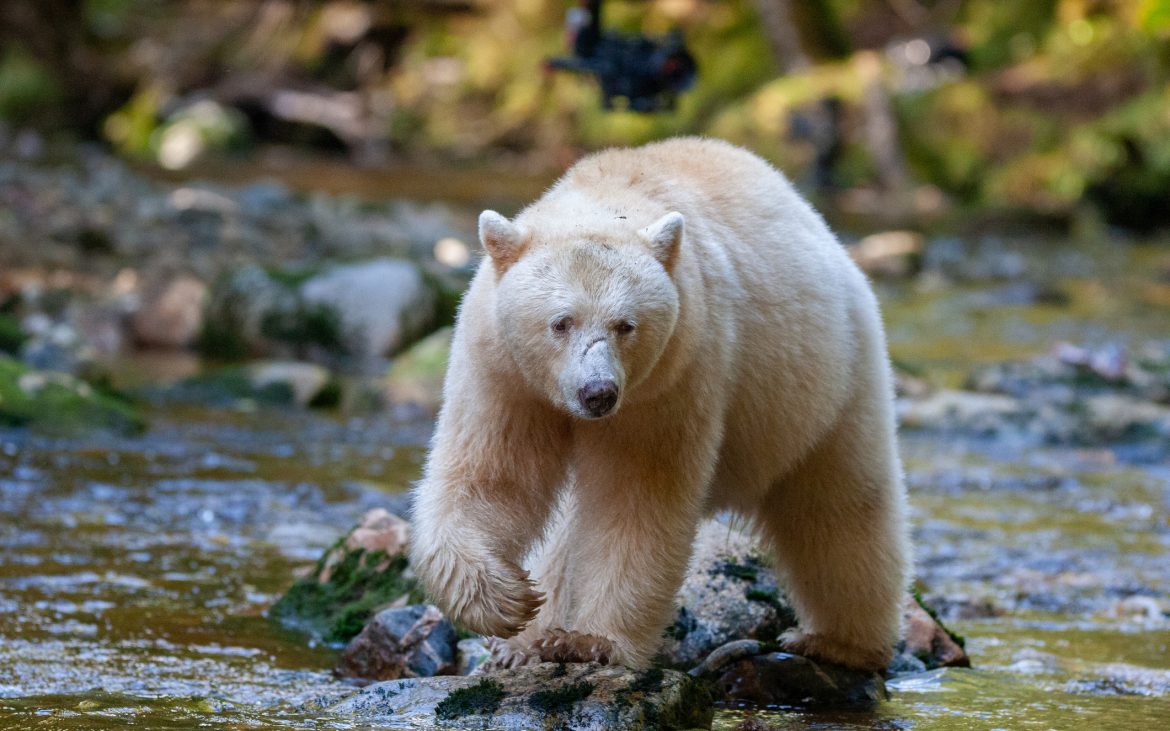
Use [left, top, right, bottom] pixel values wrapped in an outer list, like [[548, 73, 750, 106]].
[[2, 194, 1169, 728]]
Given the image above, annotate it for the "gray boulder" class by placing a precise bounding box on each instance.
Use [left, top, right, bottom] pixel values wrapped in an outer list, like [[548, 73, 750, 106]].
[[300, 258, 435, 359], [318, 661, 713, 730]]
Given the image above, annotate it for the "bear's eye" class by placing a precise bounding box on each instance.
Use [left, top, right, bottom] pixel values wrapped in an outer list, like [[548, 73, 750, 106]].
[[551, 316, 573, 334], [615, 320, 636, 335]]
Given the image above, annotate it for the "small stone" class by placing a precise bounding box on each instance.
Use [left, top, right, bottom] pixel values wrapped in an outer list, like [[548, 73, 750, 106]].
[[132, 275, 207, 349], [848, 230, 924, 279], [248, 361, 332, 407], [335, 604, 457, 682], [900, 594, 970, 669], [456, 637, 492, 676]]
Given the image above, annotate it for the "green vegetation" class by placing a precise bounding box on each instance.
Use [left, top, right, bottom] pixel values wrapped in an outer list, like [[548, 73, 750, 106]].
[[270, 547, 420, 643], [528, 680, 594, 714], [0, 314, 26, 355], [4, 1, 1168, 227], [434, 679, 506, 721], [719, 560, 759, 582]]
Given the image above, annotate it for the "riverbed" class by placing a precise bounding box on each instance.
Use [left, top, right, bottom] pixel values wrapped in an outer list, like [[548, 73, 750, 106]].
[[2, 204, 1169, 728]]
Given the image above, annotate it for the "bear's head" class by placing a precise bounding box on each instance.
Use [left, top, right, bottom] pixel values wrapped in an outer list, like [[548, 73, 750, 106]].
[[478, 209, 684, 420]]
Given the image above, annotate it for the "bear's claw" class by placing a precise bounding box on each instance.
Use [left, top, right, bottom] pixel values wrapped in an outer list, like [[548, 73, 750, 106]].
[[778, 628, 891, 673], [531, 628, 614, 665]]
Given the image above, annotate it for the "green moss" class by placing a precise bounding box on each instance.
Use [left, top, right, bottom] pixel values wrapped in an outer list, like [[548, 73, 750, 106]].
[[270, 548, 420, 643], [719, 560, 759, 582], [0, 314, 26, 355], [528, 680, 594, 714], [655, 675, 715, 730], [629, 668, 664, 695], [435, 679, 505, 720], [0, 356, 146, 435]]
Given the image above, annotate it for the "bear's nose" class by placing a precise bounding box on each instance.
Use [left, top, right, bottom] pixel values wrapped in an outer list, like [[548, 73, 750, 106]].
[[578, 380, 618, 418]]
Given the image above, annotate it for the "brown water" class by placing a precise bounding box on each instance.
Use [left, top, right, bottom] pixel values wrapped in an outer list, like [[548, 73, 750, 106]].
[[2, 208, 1169, 728]]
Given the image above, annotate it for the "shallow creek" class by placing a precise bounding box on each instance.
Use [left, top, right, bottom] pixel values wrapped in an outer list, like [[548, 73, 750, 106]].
[[2, 234, 1169, 729]]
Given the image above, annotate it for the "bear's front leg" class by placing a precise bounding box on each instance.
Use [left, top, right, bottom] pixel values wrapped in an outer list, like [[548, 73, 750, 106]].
[[410, 370, 569, 639], [563, 414, 717, 668]]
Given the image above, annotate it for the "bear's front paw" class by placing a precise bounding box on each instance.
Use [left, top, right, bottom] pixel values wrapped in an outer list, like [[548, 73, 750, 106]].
[[531, 628, 614, 665], [476, 636, 542, 673], [416, 549, 544, 638], [778, 628, 891, 673]]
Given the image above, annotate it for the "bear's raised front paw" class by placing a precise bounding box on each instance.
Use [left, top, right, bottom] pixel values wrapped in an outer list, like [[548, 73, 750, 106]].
[[778, 628, 891, 673], [531, 628, 614, 665], [416, 550, 544, 638]]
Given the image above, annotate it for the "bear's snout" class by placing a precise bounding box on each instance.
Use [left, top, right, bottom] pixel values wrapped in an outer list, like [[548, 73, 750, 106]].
[[578, 379, 618, 418]]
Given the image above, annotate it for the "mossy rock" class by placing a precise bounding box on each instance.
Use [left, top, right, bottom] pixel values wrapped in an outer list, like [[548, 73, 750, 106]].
[[0, 356, 145, 435], [270, 543, 421, 644], [383, 326, 452, 412], [322, 662, 714, 730]]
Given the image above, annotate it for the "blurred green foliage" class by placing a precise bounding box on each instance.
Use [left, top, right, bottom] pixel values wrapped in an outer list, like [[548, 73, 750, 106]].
[[1, 0, 1168, 226]]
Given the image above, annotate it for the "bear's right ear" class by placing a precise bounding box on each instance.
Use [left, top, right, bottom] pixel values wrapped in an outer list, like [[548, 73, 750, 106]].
[[479, 210, 525, 273]]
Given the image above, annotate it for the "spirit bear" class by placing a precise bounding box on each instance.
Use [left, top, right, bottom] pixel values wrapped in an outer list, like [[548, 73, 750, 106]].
[[411, 137, 909, 672]]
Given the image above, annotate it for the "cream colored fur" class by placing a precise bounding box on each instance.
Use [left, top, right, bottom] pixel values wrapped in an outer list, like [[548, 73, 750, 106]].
[[410, 137, 910, 671]]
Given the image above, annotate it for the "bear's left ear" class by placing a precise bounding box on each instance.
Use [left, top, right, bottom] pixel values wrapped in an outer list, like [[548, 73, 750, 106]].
[[479, 210, 526, 273], [638, 212, 685, 270]]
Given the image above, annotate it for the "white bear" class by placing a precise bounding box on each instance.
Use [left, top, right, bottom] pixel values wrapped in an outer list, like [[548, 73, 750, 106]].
[[410, 137, 910, 672]]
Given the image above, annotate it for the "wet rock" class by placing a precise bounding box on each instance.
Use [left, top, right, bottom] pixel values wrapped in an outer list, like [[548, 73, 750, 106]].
[[661, 520, 795, 669], [336, 604, 457, 682], [300, 258, 436, 359], [270, 508, 419, 643], [248, 361, 334, 408], [848, 230, 924, 279], [691, 639, 887, 708], [899, 594, 970, 669], [317, 662, 713, 730], [0, 355, 145, 435], [383, 326, 452, 416], [132, 274, 207, 349]]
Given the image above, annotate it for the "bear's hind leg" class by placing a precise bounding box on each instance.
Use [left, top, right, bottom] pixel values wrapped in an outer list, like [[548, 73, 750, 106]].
[[756, 405, 909, 672]]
